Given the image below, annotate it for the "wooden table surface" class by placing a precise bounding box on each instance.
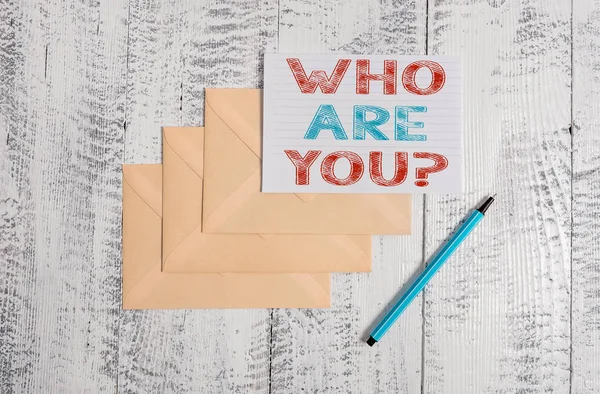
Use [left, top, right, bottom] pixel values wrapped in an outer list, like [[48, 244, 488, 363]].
[[1, 0, 598, 392]]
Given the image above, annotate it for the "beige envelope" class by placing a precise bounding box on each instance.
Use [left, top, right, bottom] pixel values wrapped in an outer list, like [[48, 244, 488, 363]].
[[122, 164, 330, 309], [162, 127, 371, 273], [202, 88, 412, 235]]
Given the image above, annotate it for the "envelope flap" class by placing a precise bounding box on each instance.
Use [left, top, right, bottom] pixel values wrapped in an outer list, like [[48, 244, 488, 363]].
[[204, 88, 320, 203], [163, 127, 204, 177], [205, 88, 262, 158], [122, 164, 162, 306], [162, 127, 204, 268], [122, 164, 162, 215]]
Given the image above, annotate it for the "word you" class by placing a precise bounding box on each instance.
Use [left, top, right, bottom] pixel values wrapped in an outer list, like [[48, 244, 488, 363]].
[[285, 150, 448, 187]]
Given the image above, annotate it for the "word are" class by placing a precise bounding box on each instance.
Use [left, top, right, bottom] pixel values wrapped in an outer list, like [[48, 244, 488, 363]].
[[306, 104, 427, 141], [287, 58, 446, 96], [284, 150, 449, 187]]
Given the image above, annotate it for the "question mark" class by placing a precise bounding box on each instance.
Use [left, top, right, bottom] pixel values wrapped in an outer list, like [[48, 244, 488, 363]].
[[413, 152, 449, 187]]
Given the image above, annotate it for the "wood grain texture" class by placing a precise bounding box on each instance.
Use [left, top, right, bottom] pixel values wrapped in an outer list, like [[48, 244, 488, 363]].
[[0, 0, 128, 392], [0, 1, 27, 391], [3, 0, 599, 392], [423, 1, 572, 393], [270, 1, 426, 393], [118, 1, 278, 393], [572, 1, 600, 392]]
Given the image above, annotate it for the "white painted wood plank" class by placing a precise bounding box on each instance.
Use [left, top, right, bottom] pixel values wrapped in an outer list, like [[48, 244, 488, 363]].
[[271, 1, 426, 393], [423, 1, 571, 393], [118, 1, 278, 393], [572, 1, 600, 392], [0, 0, 128, 392], [0, 2, 27, 391]]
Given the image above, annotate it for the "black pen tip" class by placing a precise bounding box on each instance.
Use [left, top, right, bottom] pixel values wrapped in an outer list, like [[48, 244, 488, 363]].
[[367, 336, 377, 347], [477, 195, 495, 214]]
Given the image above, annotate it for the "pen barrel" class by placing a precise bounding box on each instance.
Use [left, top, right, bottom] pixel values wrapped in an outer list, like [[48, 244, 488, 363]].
[[370, 210, 484, 341]]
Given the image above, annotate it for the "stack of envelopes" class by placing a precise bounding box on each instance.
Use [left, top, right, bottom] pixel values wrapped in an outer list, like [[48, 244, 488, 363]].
[[122, 89, 412, 309]]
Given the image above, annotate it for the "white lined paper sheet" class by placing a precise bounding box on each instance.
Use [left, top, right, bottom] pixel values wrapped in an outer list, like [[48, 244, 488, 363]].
[[262, 54, 462, 193]]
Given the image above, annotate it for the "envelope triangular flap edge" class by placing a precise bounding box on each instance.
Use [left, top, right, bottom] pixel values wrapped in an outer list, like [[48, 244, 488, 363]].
[[122, 164, 162, 304], [204, 88, 317, 203]]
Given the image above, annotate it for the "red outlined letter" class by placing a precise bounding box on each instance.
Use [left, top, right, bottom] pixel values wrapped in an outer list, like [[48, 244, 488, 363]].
[[286, 58, 351, 94], [356, 59, 397, 95], [320, 151, 364, 186], [369, 151, 408, 186], [413, 152, 449, 187], [402, 61, 446, 95], [284, 150, 322, 185]]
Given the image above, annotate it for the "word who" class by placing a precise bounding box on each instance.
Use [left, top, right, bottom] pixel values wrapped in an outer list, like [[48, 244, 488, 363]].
[[286, 58, 446, 96]]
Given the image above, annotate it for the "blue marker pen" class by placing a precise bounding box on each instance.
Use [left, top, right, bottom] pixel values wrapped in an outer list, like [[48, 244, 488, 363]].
[[367, 196, 495, 346]]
